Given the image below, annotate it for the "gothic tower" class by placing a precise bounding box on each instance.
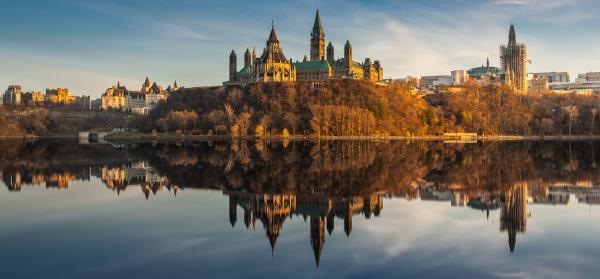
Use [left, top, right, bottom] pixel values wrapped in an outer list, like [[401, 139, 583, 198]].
[[500, 24, 528, 93], [310, 10, 325, 61], [244, 48, 251, 68], [327, 42, 334, 65], [229, 50, 237, 82], [344, 40, 353, 69]]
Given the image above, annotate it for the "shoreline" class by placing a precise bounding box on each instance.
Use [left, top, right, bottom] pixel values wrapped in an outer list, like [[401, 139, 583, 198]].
[[4, 133, 600, 142]]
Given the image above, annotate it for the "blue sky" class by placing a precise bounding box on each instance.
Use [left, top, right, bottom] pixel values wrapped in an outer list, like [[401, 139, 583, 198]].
[[1, 0, 599, 98]]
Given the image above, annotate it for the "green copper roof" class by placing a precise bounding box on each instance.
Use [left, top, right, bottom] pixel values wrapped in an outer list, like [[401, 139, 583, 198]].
[[467, 66, 500, 77], [237, 65, 252, 77], [294, 60, 331, 71], [332, 58, 362, 68]]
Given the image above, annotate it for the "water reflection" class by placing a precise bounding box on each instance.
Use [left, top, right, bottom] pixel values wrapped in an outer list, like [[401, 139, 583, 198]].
[[2, 140, 600, 271]]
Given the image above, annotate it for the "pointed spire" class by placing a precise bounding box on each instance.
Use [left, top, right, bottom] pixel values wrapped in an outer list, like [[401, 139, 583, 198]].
[[173, 80, 178, 88], [509, 24, 516, 45], [117, 81, 121, 88], [268, 20, 279, 43], [144, 77, 151, 88], [313, 10, 324, 34]]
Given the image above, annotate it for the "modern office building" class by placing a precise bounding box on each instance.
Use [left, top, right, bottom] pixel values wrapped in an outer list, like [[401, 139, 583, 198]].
[[420, 75, 452, 88], [451, 70, 469, 85], [530, 72, 570, 83], [576, 72, 600, 83]]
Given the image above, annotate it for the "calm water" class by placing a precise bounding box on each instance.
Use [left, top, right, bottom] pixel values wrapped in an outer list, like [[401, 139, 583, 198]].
[[2, 140, 600, 278]]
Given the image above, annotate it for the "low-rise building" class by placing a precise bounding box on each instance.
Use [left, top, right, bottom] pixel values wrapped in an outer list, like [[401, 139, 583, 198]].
[[549, 82, 600, 95], [102, 78, 171, 114], [451, 70, 469, 85], [91, 98, 102, 111], [101, 83, 127, 111], [529, 76, 549, 92], [420, 75, 452, 88], [74, 95, 91, 110], [21, 91, 46, 105], [530, 72, 570, 83], [576, 72, 600, 83], [46, 88, 76, 105]]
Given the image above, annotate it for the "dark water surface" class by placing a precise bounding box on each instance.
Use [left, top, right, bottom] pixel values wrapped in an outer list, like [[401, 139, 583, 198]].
[[2, 140, 600, 279]]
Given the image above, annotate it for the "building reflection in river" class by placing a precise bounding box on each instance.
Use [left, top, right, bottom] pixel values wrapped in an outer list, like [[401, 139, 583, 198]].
[[226, 190, 384, 266]]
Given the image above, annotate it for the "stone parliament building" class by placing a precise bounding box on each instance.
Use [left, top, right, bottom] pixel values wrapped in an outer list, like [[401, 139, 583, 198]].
[[225, 10, 383, 85]]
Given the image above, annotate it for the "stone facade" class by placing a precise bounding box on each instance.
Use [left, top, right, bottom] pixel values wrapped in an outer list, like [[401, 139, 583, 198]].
[[226, 24, 296, 85], [294, 11, 383, 82], [500, 25, 528, 93], [225, 10, 383, 85], [101, 78, 173, 114], [46, 88, 76, 105]]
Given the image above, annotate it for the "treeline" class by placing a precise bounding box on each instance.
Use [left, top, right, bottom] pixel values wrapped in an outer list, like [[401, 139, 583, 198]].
[[5, 80, 600, 137], [0, 107, 130, 137], [132, 80, 600, 137], [133, 80, 430, 136], [436, 83, 600, 135]]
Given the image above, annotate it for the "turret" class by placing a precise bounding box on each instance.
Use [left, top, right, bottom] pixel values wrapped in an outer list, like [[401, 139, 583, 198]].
[[244, 48, 251, 68], [229, 50, 237, 82], [327, 42, 334, 65], [344, 40, 352, 69], [363, 58, 372, 80], [310, 10, 325, 61]]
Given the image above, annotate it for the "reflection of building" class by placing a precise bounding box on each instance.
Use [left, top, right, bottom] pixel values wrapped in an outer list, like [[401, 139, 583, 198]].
[[500, 183, 528, 254], [100, 162, 170, 198], [500, 25, 528, 93], [2, 169, 87, 191], [226, 191, 383, 266], [529, 185, 569, 205]]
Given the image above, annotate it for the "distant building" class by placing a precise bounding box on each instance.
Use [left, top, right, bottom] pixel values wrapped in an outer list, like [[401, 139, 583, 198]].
[[21, 91, 46, 105], [101, 78, 171, 114], [529, 76, 549, 92], [451, 70, 469, 85], [46, 88, 76, 105], [576, 72, 600, 83], [467, 58, 501, 81], [102, 82, 127, 111], [500, 25, 528, 93], [420, 75, 452, 88], [226, 10, 383, 85], [530, 72, 570, 84], [549, 82, 600, 95], [3, 85, 23, 106], [74, 95, 91, 110], [91, 98, 102, 111]]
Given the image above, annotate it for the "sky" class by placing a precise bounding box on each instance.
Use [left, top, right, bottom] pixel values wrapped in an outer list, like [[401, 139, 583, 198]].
[[1, 0, 600, 98]]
